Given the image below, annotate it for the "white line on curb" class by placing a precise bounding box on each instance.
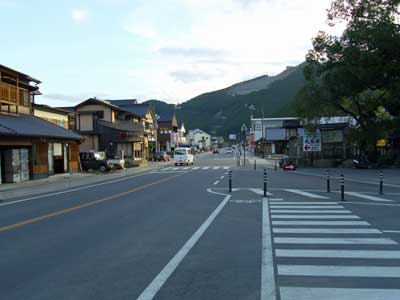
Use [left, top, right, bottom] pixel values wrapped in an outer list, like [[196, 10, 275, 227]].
[[261, 197, 277, 300]]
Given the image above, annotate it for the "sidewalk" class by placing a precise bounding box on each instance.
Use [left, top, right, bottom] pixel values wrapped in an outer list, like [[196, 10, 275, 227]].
[[244, 153, 279, 170], [0, 161, 172, 201]]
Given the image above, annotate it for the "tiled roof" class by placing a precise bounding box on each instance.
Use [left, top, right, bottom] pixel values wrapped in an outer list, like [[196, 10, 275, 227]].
[[157, 111, 175, 122], [98, 120, 144, 132], [0, 114, 81, 140]]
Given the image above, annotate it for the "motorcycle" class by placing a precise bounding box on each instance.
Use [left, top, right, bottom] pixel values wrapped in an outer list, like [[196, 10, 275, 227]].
[[353, 157, 370, 169]]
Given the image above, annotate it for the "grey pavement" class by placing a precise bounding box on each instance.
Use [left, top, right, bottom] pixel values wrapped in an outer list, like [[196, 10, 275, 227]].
[[1, 152, 400, 300]]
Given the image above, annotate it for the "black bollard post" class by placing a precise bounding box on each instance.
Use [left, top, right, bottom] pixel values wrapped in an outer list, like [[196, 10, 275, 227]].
[[379, 171, 383, 195], [274, 160, 277, 171], [340, 174, 345, 201], [229, 169, 232, 193], [263, 169, 267, 197], [254, 159, 256, 170], [326, 169, 331, 193]]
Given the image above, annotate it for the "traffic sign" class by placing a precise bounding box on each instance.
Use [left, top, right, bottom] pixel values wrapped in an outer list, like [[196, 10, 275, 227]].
[[303, 129, 321, 152], [241, 123, 247, 131]]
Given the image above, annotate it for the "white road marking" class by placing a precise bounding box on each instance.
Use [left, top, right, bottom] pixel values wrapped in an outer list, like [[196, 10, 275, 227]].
[[276, 249, 400, 259], [272, 220, 370, 226], [0, 172, 150, 207], [278, 265, 400, 277], [202, 167, 210, 170], [272, 215, 360, 219], [161, 167, 172, 171], [344, 201, 400, 207], [271, 210, 351, 213], [219, 176, 224, 179], [345, 192, 394, 202], [230, 199, 261, 204], [280, 287, 400, 300], [206, 188, 228, 196], [136, 194, 231, 300], [250, 188, 273, 196], [182, 167, 190, 170], [269, 202, 337, 205], [213, 180, 220, 185], [261, 197, 277, 300], [284, 189, 329, 199], [193, 167, 200, 170], [171, 167, 180, 171], [383, 230, 400, 233], [270, 205, 343, 209], [223, 167, 229, 170], [274, 237, 396, 244], [273, 228, 381, 234], [213, 166, 220, 170], [269, 198, 284, 201], [291, 170, 400, 188]]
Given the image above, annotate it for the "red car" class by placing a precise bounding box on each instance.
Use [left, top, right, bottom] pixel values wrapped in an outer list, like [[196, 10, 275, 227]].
[[283, 163, 297, 171]]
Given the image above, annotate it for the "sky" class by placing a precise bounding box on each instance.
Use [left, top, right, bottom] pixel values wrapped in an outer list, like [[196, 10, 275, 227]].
[[0, 0, 341, 106]]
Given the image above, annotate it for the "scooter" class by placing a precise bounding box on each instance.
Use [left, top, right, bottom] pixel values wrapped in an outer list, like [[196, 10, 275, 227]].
[[353, 157, 370, 169]]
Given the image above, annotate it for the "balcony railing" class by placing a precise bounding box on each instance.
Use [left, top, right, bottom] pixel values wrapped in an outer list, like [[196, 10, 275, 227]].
[[0, 82, 18, 104]]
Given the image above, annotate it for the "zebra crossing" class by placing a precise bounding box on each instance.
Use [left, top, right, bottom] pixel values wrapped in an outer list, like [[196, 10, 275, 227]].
[[160, 166, 230, 171], [268, 199, 400, 300]]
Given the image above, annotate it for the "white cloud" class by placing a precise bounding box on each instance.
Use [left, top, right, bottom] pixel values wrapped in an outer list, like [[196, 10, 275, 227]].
[[123, 0, 343, 102], [71, 9, 88, 24]]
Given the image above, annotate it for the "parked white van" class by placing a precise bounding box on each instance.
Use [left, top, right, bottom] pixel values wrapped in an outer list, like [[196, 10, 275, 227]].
[[174, 147, 194, 166]]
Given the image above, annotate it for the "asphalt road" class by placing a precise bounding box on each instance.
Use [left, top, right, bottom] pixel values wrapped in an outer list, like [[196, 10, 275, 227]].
[[1, 152, 400, 300]]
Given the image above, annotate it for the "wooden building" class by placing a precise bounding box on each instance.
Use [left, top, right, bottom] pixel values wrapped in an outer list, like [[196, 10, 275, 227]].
[[0, 64, 82, 183], [157, 112, 178, 152], [75, 98, 157, 165]]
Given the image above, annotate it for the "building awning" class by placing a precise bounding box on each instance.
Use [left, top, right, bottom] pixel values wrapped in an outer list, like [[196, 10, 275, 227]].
[[0, 114, 82, 141]]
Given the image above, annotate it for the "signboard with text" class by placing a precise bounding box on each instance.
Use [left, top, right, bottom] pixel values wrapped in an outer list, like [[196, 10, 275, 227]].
[[303, 129, 321, 152]]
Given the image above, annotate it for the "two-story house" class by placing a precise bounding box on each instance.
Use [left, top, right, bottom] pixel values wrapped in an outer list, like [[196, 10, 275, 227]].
[[157, 112, 178, 153], [108, 100, 158, 161], [187, 129, 211, 150], [75, 98, 157, 165], [0, 64, 82, 183]]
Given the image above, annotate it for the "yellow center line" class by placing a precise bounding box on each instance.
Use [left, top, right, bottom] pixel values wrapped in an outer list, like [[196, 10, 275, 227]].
[[0, 172, 185, 233]]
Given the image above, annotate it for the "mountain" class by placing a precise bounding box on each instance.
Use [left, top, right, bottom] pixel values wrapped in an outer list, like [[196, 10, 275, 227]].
[[144, 63, 306, 137]]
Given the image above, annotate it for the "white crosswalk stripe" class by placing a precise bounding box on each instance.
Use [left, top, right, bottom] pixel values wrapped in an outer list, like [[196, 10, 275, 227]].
[[280, 287, 400, 300], [284, 189, 329, 199], [268, 198, 400, 300], [270, 205, 343, 209], [345, 191, 394, 202]]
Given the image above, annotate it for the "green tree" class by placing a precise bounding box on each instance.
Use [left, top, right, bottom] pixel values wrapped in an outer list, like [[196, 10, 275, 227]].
[[296, 0, 400, 155]]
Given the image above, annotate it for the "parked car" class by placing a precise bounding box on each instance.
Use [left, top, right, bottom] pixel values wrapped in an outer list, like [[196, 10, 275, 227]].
[[155, 151, 170, 162], [174, 147, 194, 165], [79, 151, 112, 172]]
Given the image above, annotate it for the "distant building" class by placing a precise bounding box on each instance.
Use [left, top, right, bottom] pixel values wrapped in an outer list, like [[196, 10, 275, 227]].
[[157, 111, 178, 152], [251, 116, 354, 163], [33, 104, 71, 129], [187, 129, 211, 150], [177, 122, 186, 145]]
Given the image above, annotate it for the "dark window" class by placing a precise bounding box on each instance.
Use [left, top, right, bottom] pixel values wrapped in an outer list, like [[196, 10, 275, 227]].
[[97, 111, 104, 119]]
